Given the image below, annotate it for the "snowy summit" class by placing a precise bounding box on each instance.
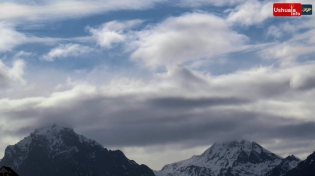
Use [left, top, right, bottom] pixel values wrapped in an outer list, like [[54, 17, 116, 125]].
[[157, 140, 290, 176]]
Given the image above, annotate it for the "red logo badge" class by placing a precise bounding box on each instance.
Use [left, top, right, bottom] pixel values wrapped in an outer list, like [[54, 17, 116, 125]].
[[273, 3, 302, 16]]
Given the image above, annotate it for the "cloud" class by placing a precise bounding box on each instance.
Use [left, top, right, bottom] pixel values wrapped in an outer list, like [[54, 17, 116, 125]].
[[0, 21, 93, 52], [0, 59, 26, 87], [290, 69, 315, 91], [260, 42, 315, 66], [0, 0, 254, 23], [227, 0, 273, 26], [267, 26, 282, 39], [0, 22, 27, 52], [41, 43, 95, 61], [0, 63, 315, 169], [1, 63, 315, 149], [267, 22, 297, 39], [0, 0, 163, 21], [8, 60, 26, 84], [147, 96, 251, 109], [87, 20, 142, 49], [14, 51, 34, 58], [176, 0, 243, 7], [130, 13, 248, 68], [260, 18, 315, 66], [36, 84, 98, 108]]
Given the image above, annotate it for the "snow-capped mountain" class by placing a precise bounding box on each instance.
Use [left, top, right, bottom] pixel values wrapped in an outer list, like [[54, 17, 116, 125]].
[[0, 124, 155, 176], [266, 155, 301, 176], [284, 151, 315, 176], [156, 140, 283, 176]]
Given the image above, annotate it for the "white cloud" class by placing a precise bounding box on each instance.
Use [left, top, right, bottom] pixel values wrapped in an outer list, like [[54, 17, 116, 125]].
[[176, 0, 244, 7], [290, 28, 315, 44], [36, 84, 97, 108], [130, 13, 248, 68], [227, 0, 273, 26], [267, 26, 282, 38], [8, 60, 26, 84], [87, 20, 142, 48], [260, 14, 315, 66], [41, 43, 95, 61], [261, 42, 315, 66], [14, 51, 34, 58], [0, 0, 163, 21], [0, 59, 26, 87], [0, 22, 27, 52], [0, 21, 94, 52], [267, 22, 298, 39], [0, 0, 256, 23], [28, 36, 93, 45], [226, 0, 315, 27], [284, 0, 314, 3]]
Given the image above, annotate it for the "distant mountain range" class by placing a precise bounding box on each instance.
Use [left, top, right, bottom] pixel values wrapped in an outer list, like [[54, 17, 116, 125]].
[[0, 125, 314, 176]]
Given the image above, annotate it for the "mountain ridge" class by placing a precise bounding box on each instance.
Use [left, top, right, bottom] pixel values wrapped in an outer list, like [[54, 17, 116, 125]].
[[283, 151, 315, 176], [1, 125, 314, 176], [266, 155, 301, 176]]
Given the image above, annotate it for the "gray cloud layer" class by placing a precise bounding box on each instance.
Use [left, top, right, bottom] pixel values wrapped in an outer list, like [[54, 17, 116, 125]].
[[1, 64, 314, 156]]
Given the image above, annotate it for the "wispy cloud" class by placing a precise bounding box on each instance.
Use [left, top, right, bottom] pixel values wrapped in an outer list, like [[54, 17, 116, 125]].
[[267, 22, 297, 39], [261, 42, 315, 66], [41, 43, 95, 61], [0, 21, 93, 52], [0, 0, 163, 21], [176, 0, 243, 7], [260, 19, 315, 66], [87, 20, 143, 49]]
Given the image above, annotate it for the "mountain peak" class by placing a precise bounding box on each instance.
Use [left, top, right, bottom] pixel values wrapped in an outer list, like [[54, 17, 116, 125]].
[[284, 151, 315, 176], [202, 139, 268, 159], [285, 155, 301, 161], [266, 155, 301, 176], [7, 124, 103, 161], [308, 151, 315, 157], [1, 125, 155, 176], [212, 139, 255, 147], [32, 124, 73, 135], [29, 124, 78, 146], [157, 140, 282, 176]]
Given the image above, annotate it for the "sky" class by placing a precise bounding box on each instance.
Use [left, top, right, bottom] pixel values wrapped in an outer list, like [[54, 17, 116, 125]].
[[0, 0, 315, 170]]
